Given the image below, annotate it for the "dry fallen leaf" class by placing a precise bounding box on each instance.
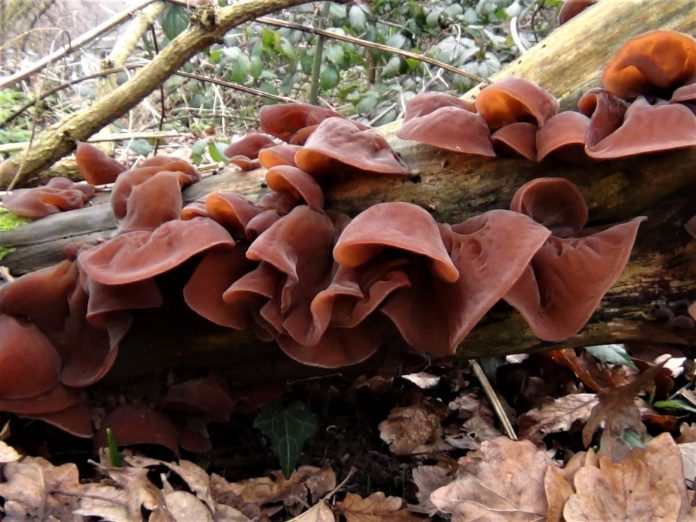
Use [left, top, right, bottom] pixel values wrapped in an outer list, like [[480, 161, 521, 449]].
[[0, 439, 21, 463], [126, 456, 216, 513], [378, 406, 442, 455], [677, 422, 696, 443], [164, 490, 214, 521], [519, 393, 597, 440], [289, 501, 336, 521], [564, 433, 694, 521], [336, 492, 422, 521], [0, 457, 83, 520], [210, 465, 335, 518], [583, 366, 660, 461], [679, 441, 696, 484], [431, 437, 551, 521], [409, 465, 453, 515], [543, 464, 575, 522]]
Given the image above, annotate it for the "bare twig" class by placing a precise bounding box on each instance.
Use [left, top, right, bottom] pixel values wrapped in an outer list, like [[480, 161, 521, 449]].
[[0, 131, 185, 153], [308, 2, 331, 104], [469, 359, 517, 440], [0, 0, 159, 89], [1, 62, 294, 128], [258, 16, 489, 85]]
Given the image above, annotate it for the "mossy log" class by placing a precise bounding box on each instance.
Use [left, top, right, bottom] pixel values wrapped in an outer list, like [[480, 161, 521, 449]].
[[0, 0, 695, 382]]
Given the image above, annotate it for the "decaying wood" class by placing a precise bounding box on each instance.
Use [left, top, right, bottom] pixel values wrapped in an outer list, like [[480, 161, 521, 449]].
[[0, 0, 695, 381]]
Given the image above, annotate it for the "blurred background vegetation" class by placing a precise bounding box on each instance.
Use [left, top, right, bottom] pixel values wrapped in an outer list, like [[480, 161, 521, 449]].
[[0, 0, 564, 165]]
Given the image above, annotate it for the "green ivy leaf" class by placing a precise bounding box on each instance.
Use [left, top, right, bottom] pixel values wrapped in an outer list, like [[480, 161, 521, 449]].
[[325, 44, 345, 66], [261, 28, 280, 50], [254, 401, 318, 478], [382, 55, 402, 78], [250, 55, 264, 79], [191, 138, 208, 165], [208, 141, 229, 163], [585, 344, 638, 370], [129, 139, 153, 157], [348, 5, 368, 31], [229, 54, 251, 84], [160, 5, 189, 41], [320, 65, 339, 91]]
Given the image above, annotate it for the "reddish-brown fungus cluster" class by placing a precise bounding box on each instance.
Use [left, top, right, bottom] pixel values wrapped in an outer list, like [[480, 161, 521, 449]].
[[398, 31, 696, 163], [4, 30, 695, 449]]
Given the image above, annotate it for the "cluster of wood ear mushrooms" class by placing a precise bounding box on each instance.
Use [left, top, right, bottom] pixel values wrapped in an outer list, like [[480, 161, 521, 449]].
[[0, 30, 694, 452]]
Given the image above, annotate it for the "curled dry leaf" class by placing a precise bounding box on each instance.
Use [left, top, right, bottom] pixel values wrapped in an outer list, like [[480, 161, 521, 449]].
[[378, 405, 443, 455], [678, 441, 696, 484], [409, 465, 453, 515], [519, 393, 598, 440], [431, 437, 551, 521], [336, 492, 422, 521], [164, 490, 214, 522], [0, 439, 21, 462], [0, 456, 82, 521], [289, 501, 336, 521], [209, 465, 335, 518], [564, 433, 695, 521], [582, 366, 660, 461]]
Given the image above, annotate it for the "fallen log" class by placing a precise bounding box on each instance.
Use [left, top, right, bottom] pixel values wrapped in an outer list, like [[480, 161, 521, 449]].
[[1, 0, 695, 382]]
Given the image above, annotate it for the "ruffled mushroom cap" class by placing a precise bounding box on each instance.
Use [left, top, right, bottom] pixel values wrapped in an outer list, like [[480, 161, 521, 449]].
[[224, 133, 276, 171], [602, 30, 696, 99], [577, 88, 628, 148], [687, 215, 696, 239], [75, 142, 126, 185], [265, 165, 324, 211], [295, 118, 410, 176], [96, 404, 178, 455], [259, 102, 341, 142], [0, 382, 85, 416], [78, 217, 235, 285], [0, 259, 77, 334], [111, 158, 198, 220], [83, 276, 162, 328], [586, 97, 696, 159], [139, 156, 200, 185], [184, 247, 258, 329], [509, 177, 588, 237], [60, 283, 132, 387], [258, 144, 301, 169], [162, 373, 240, 422], [536, 112, 589, 162], [2, 177, 95, 218], [334, 202, 459, 283], [558, 0, 597, 24], [0, 314, 61, 399], [180, 197, 208, 220], [116, 171, 183, 233], [24, 401, 93, 438], [491, 122, 537, 160], [671, 83, 696, 103], [198, 192, 265, 240], [505, 178, 645, 341], [403, 92, 476, 119], [474, 78, 560, 130], [378, 210, 550, 354], [396, 106, 495, 157]]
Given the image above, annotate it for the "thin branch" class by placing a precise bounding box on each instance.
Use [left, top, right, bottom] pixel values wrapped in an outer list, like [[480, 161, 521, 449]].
[[0, 131, 185, 154], [469, 360, 517, 440], [258, 16, 489, 85], [0, 62, 294, 128], [308, 2, 331, 105], [0, 0, 159, 89]]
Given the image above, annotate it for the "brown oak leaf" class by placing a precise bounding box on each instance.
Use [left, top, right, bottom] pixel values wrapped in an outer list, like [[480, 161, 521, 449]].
[[336, 492, 422, 521], [430, 437, 552, 521], [564, 433, 695, 521], [378, 406, 443, 455]]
